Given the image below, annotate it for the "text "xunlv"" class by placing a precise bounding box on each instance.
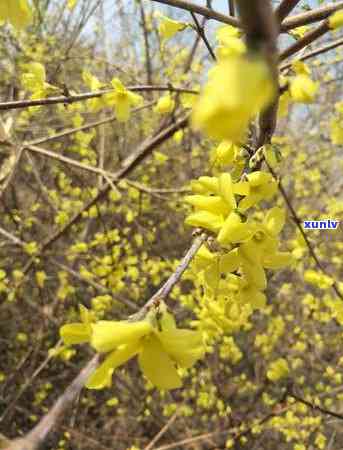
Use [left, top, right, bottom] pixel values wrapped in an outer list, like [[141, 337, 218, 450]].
[[303, 220, 340, 230]]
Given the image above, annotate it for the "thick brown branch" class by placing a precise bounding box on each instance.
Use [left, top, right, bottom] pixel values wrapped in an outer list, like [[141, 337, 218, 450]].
[[281, 1, 343, 31], [236, 0, 279, 147], [275, 0, 301, 23], [280, 20, 330, 61]]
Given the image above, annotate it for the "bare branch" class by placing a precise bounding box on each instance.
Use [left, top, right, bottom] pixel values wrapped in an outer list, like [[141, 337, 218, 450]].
[[190, 12, 216, 61], [150, 0, 239, 27], [275, 0, 301, 23], [19, 114, 190, 278], [8, 355, 100, 450], [236, 0, 279, 147], [280, 20, 330, 61], [0, 85, 198, 111], [129, 232, 207, 321], [281, 1, 343, 32], [280, 36, 343, 71], [265, 161, 343, 302]]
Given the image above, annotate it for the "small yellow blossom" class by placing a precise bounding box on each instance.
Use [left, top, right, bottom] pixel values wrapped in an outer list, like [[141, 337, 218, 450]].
[[290, 74, 319, 103], [329, 10, 343, 30], [154, 94, 175, 114]]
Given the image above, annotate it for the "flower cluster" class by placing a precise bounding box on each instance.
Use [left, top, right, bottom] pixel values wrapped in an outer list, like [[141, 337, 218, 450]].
[[184, 171, 292, 338], [60, 302, 204, 390]]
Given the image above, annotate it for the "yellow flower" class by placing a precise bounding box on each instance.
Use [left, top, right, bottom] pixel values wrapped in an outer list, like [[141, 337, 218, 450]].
[[157, 13, 188, 42], [237, 171, 278, 212], [0, 0, 32, 29], [104, 78, 143, 122], [215, 25, 246, 60], [60, 305, 94, 345], [290, 74, 319, 103], [192, 54, 276, 142], [21, 62, 58, 99], [329, 10, 343, 30], [239, 207, 293, 269], [154, 94, 175, 114], [330, 117, 343, 145], [82, 304, 203, 390], [267, 358, 289, 382]]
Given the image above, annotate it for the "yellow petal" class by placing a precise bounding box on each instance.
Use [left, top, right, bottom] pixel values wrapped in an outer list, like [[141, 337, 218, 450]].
[[218, 173, 236, 209], [0, 0, 32, 29], [290, 74, 318, 103], [91, 320, 152, 353], [192, 55, 276, 142], [264, 207, 286, 235], [139, 336, 182, 389], [233, 181, 250, 196], [329, 10, 343, 30], [86, 342, 140, 389], [185, 211, 224, 233], [263, 251, 293, 269], [158, 329, 204, 368], [184, 195, 230, 215], [241, 259, 267, 289], [246, 171, 272, 186], [218, 248, 241, 273], [217, 212, 252, 245], [60, 323, 91, 345]]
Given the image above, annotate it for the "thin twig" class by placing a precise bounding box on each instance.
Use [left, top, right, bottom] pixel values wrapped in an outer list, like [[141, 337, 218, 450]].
[[144, 410, 180, 450], [18, 115, 190, 279], [150, 0, 239, 27], [265, 161, 343, 301], [289, 392, 343, 421], [130, 232, 207, 321], [280, 36, 343, 71], [8, 355, 100, 450], [0, 85, 198, 111], [190, 12, 216, 61], [280, 20, 330, 61]]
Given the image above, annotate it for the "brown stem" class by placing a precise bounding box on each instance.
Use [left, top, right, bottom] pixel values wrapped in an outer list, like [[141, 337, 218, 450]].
[[190, 12, 216, 60], [281, 1, 343, 32], [280, 36, 343, 71], [8, 356, 100, 450], [265, 161, 343, 302], [275, 0, 301, 23], [280, 20, 330, 61], [150, 0, 239, 27], [0, 85, 198, 111]]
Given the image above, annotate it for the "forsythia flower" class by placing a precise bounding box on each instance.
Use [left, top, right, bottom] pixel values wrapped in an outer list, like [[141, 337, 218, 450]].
[[267, 358, 290, 382], [236, 171, 278, 212], [154, 94, 175, 114], [157, 13, 188, 42], [104, 78, 143, 122], [60, 302, 204, 390], [0, 0, 32, 29], [329, 10, 343, 30], [215, 25, 246, 60], [21, 62, 58, 99], [60, 305, 94, 345], [290, 74, 318, 103], [192, 54, 276, 142]]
